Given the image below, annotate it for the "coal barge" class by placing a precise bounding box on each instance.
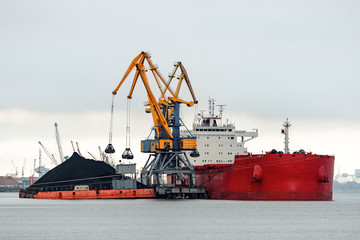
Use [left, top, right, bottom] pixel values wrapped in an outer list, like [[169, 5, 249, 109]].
[[20, 152, 205, 200], [19, 153, 156, 199]]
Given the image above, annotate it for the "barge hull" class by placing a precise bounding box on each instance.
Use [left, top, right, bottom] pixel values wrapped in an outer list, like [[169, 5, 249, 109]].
[[20, 188, 156, 199]]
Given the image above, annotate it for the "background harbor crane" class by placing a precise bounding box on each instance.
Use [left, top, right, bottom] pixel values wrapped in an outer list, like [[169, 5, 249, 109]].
[[38, 141, 58, 166], [55, 122, 65, 163]]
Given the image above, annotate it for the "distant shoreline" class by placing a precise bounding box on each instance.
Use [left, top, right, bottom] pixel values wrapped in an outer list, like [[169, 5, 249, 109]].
[[0, 186, 20, 192], [333, 181, 360, 193]]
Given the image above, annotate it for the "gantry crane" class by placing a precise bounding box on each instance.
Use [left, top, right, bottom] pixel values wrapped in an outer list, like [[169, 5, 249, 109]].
[[38, 141, 58, 166], [21, 158, 26, 177], [11, 160, 18, 177], [35, 148, 49, 178], [34, 149, 42, 176], [33, 159, 36, 177], [110, 51, 199, 187], [54, 122, 65, 163], [76, 142, 82, 156], [98, 146, 105, 162]]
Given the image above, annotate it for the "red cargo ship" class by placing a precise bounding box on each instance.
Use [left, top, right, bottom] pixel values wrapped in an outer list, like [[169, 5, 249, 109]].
[[188, 99, 334, 200], [195, 153, 334, 200]]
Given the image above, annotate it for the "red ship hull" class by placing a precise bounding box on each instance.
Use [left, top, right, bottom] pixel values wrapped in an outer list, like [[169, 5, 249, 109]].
[[195, 153, 334, 200]]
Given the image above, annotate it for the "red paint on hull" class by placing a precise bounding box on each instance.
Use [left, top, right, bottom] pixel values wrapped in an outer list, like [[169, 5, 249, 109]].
[[195, 153, 334, 201], [20, 188, 156, 199]]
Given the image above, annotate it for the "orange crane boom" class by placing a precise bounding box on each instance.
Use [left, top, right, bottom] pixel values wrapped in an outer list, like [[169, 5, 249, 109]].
[[112, 52, 197, 140]]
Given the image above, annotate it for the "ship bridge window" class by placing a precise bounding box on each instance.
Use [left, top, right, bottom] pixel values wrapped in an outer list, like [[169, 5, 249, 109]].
[[202, 119, 210, 126], [213, 120, 217, 126]]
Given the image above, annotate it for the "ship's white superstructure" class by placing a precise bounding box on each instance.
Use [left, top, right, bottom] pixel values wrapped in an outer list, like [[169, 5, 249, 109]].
[[187, 98, 258, 166]]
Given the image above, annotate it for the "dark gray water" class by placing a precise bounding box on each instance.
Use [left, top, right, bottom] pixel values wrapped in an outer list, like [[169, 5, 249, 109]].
[[1, 192, 359, 240]]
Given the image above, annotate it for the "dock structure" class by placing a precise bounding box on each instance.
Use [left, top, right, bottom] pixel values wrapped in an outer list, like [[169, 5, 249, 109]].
[[155, 185, 206, 199]]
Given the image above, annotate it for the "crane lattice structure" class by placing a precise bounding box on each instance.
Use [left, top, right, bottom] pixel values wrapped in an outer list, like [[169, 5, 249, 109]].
[[110, 51, 199, 187], [55, 122, 65, 163], [38, 141, 58, 166]]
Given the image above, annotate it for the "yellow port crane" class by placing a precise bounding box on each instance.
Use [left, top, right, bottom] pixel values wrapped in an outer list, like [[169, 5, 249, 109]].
[[108, 51, 199, 187], [11, 160, 18, 177], [112, 51, 197, 140]]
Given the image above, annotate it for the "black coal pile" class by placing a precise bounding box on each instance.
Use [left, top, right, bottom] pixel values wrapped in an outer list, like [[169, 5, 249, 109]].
[[27, 152, 115, 192]]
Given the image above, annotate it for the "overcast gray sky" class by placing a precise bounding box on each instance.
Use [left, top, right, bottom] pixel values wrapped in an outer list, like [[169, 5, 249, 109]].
[[1, 0, 359, 176]]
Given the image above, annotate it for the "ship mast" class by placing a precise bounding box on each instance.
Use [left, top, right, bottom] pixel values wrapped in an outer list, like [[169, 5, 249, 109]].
[[282, 118, 291, 154], [217, 104, 226, 126], [208, 98, 215, 116]]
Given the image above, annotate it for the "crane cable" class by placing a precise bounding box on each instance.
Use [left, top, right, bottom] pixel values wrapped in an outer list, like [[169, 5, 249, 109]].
[[105, 95, 115, 154], [122, 98, 134, 159], [126, 98, 131, 149], [109, 95, 115, 144]]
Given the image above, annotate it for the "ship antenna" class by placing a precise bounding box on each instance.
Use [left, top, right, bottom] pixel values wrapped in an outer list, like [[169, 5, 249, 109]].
[[208, 97, 215, 116], [217, 105, 226, 119], [282, 118, 291, 154], [194, 102, 199, 122], [217, 104, 226, 125]]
